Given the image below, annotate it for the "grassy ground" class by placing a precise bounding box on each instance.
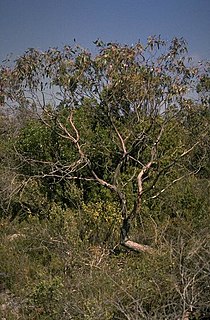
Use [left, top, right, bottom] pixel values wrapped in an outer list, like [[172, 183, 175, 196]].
[[0, 209, 210, 319]]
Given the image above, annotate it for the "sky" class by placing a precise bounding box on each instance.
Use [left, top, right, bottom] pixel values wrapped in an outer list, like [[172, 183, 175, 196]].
[[0, 0, 209, 63]]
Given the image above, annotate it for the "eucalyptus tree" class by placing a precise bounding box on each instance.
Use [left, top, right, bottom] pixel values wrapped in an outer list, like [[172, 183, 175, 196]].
[[0, 37, 209, 251]]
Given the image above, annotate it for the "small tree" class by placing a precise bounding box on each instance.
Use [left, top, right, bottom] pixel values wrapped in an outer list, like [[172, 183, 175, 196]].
[[0, 37, 209, 251]]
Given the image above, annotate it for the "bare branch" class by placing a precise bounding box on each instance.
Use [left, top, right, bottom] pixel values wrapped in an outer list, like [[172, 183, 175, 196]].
[[68, 111, 80, 143], [149, 169, 200, 200], [112, 122, 127, 157]]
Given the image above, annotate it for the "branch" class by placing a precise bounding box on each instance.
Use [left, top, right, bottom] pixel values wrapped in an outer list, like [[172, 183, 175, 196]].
[[68, 111, 79, 142], [90, 167, 117, 192], [112, 122, 127, 157], [150, 174, 187, 200], [143, 137, 205, 196], [149, 169, 200, 200], [150, 124, 165, 160], [137, 161, 154, 199], [122, 239, 154, 254], [57, 119, 77, 144]]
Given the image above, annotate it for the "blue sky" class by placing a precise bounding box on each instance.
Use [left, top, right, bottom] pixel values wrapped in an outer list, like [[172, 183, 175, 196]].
[[0, 0, 209, 62]]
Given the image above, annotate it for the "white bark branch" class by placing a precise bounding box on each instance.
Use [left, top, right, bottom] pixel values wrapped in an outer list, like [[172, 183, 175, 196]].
[[122, 239, 154, 253]]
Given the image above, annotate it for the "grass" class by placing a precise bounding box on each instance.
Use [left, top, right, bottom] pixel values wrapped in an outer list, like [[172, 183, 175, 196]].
[[0, 209, 210, 319]]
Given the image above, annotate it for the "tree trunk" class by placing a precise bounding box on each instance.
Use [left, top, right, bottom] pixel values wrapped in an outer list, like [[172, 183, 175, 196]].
[[120, 217, 154, 253]]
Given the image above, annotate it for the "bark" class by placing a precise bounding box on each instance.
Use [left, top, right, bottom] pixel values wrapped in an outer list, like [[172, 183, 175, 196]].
[[122, 239, 154, 253], [120, 217, 154, 254]]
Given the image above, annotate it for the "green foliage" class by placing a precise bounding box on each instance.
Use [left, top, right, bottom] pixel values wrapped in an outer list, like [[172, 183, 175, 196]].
[[1, 37, 209, 222], [81, 200, 121, 244], [0, 37, 210, 318], [0, 213, 209, 319], [27, 277, 64, 319]]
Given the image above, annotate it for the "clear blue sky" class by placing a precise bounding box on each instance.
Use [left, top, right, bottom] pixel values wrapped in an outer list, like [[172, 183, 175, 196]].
[[0, 0, 209, 62]]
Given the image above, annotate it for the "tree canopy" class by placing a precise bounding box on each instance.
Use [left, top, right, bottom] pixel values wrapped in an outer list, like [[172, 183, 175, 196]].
[[0, 36, 209, 250]]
